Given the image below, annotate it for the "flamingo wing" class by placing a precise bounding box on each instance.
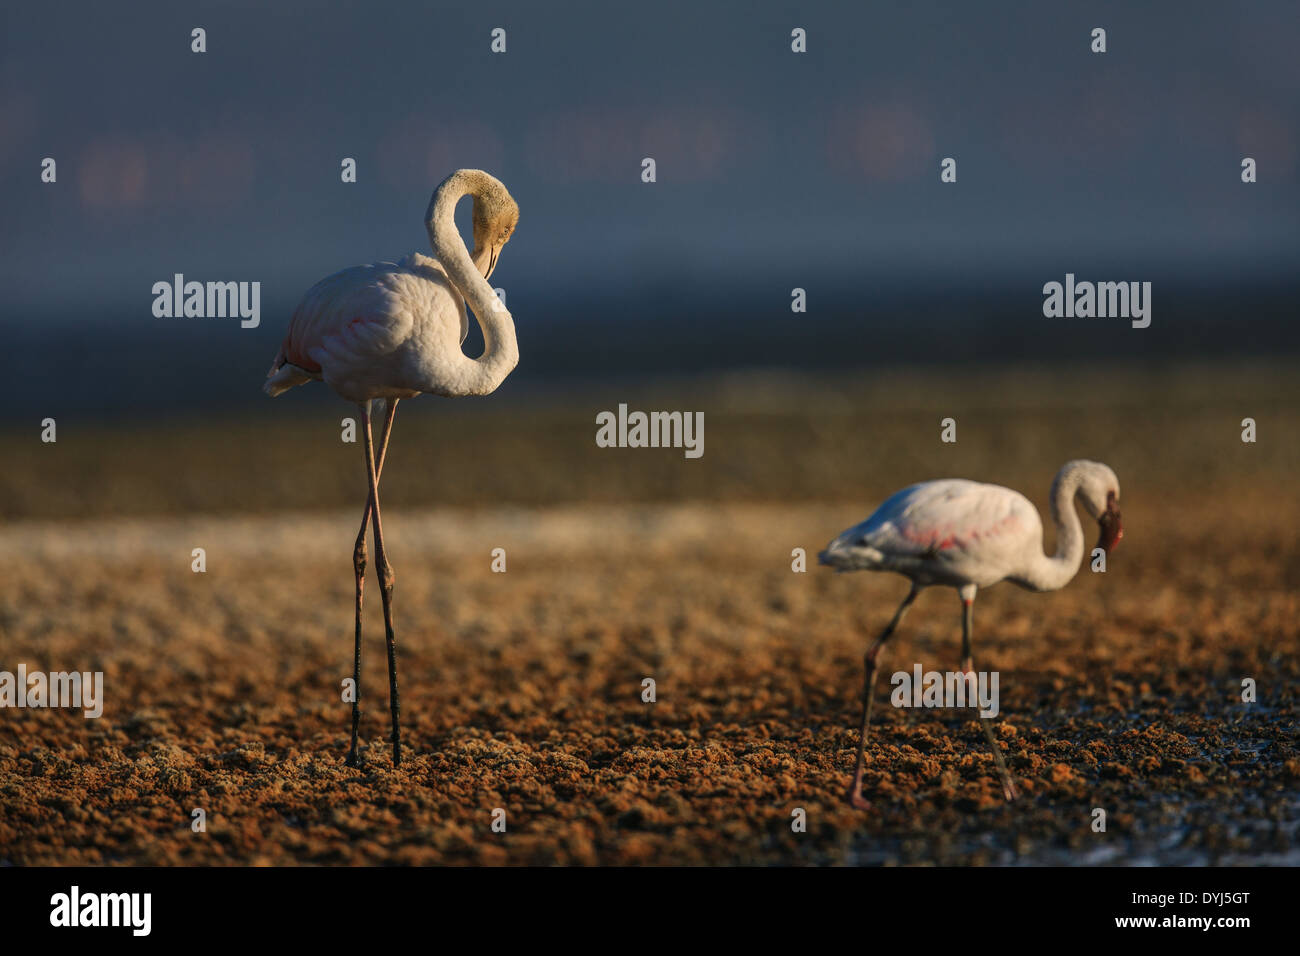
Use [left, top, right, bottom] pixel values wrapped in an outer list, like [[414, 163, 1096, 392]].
[[874, 480, 1026, 551], [286, 263, 418, 372], [832, 479, 1039, 584], [269, 254, 467, 401]]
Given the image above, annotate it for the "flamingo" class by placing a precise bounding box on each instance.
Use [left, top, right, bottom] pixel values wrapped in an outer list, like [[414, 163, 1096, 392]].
[[818, 459, 1122, 809], [263, 168, 520, 767]]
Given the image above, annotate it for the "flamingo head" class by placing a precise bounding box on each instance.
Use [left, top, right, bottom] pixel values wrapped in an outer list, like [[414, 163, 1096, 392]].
[[470, 182, 519, 281], [1076, 462, 1123, 553], [1096, 490, 1123, 553]]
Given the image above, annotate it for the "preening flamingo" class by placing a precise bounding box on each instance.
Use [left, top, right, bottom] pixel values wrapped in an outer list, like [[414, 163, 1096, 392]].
[[264, 168, 520, 767], [819, 459, 1123, 808]]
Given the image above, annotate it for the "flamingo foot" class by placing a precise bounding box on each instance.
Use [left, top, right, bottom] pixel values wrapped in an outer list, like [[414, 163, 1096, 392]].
[[345, 749, 363, 768], [846, 778, 872, 810]]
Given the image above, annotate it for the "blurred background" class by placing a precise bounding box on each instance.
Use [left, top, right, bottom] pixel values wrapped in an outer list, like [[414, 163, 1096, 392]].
[[0, 0, 1296, 522], [2, 0, 1297, 427]]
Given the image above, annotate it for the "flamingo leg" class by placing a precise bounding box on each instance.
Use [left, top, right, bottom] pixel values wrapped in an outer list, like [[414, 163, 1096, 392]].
[[962, 597, 1019, 802], [346, 399, 398, 768], [960, 597, 973, 675], [361, 402, 403, 767], [848, 584, 919, 810]]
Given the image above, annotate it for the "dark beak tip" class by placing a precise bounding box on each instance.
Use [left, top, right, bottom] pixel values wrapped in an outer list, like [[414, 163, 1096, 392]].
[[1097, 515, 1123, 553]]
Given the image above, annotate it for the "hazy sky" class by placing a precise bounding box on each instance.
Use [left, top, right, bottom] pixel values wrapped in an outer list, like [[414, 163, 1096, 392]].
[[2, 0, 1297, 324]]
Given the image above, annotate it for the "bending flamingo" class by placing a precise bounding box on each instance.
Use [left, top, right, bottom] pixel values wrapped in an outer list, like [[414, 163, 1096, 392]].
[[819, 459, 1122, 808], [264, 169, 520, 767]]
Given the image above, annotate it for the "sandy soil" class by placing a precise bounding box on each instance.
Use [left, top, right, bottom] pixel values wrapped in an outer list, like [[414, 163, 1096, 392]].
[[2, 494, 1296, 865]]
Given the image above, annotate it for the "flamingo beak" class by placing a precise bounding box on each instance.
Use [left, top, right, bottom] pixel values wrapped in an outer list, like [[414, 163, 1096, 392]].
[[471, 243, 493, 279], [1097, 498, 1123, 553]]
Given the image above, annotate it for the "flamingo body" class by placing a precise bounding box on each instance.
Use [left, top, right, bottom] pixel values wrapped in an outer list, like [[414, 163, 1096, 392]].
[[819, 460, 1123, 808], [266, 254, 472, 403], [821, 479, 1045, 590], [820, 460, 1122, 594], [261, 169, 520, 768]]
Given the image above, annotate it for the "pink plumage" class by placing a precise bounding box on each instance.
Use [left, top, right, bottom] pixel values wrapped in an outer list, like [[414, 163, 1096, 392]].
[[819, 460, 1123, 808]]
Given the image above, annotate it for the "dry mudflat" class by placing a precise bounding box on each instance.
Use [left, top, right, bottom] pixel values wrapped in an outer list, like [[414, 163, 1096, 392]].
[[1, 495, 1296, 865], [1, 363, 1296, 864]]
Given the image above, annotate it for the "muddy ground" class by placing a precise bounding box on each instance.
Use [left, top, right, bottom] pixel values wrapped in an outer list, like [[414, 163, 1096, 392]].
[[1, 364, 1297, 864]]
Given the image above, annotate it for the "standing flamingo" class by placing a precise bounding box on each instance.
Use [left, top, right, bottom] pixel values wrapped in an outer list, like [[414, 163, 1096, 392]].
[[263, 168, 520, 767], [819, 459, 1122, 808]]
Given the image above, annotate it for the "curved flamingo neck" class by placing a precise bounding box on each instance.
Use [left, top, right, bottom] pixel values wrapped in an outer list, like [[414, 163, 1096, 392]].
[[425, 170, 519, 396], [1020, 463, 1088, 592]]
